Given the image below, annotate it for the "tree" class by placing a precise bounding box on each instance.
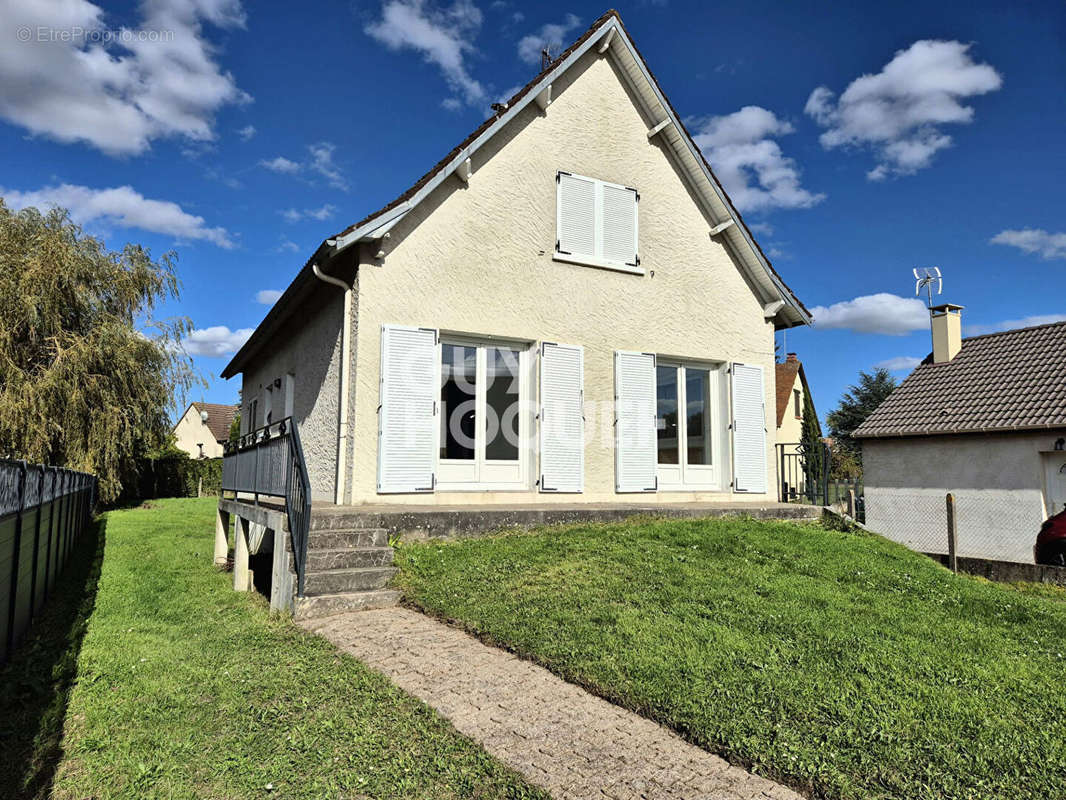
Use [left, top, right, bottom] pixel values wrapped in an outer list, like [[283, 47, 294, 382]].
[[799, 390, 824, 495], [229, 412, 241, 445], [0, 200, 200, 501], [826, 368, 897, 474]]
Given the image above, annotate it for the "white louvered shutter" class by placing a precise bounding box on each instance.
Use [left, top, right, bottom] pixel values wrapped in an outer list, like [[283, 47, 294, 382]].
[[615, 351, 657, 492], [539, 343, 584, 492], [731, 363, 767, 493], [601, 183, 638, 266], [557, 172, 596, 260], [377, 325, 438, 493]]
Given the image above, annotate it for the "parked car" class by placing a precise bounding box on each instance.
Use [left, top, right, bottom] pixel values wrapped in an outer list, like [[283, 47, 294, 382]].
[[1034, 510, 1066, 566]]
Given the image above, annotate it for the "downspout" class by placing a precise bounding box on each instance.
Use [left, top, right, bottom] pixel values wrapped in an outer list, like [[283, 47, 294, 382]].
[[312, 262, 353, 506]]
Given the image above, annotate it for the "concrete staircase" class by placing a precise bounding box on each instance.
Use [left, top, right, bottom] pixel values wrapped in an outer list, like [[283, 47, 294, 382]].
[[293, 523, 400, 620]]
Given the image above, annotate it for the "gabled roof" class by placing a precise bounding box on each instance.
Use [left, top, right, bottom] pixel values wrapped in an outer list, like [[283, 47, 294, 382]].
[[179, 402, 239, 444], [854, 320, 1066, 439], [774, 354, 816, 428], [222, 9, 810, 379]]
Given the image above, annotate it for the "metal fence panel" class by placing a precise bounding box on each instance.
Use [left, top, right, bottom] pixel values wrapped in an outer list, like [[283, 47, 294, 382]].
[[0, 460, 96, 663]]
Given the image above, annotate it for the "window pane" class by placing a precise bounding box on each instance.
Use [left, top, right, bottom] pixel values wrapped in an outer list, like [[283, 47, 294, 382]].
[[656, 365, 679, 465], [440, 344, 476, 460], [686, 368, 712, 466], [485, 347, 520, 461]]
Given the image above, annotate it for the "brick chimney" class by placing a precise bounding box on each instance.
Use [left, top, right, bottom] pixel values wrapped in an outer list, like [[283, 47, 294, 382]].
[[930, 303, 964, 363], [786, 352, 798, 363]]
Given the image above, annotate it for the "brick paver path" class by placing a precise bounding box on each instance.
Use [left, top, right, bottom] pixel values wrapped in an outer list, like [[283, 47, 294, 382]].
[[302, 608, 802, 800]]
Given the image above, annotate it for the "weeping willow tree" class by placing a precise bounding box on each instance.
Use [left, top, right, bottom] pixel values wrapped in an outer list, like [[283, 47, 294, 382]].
[[0, 200, 201, 501]]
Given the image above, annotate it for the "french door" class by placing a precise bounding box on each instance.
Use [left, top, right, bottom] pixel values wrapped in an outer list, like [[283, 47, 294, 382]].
[[438, 339, 529, 489], [656, 362, 719, 490]]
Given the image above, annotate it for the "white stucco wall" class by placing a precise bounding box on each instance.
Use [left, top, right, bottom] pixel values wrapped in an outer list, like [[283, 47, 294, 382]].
[[347, 49, 781, 506], [863, 430, 1066, 564], [241, 282, 348, 502], [172, 406, 224, 459]]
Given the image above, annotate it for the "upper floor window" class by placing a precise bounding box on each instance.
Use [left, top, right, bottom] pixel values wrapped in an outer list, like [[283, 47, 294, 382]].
[[555, 171, 639, 273], [793, 388, 801, 419]]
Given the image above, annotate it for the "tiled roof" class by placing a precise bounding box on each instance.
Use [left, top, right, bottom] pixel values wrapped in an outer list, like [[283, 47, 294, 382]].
[[775, 359, 800, 427], [854, 320, 1066, 438], [191, 402, 239, 444]]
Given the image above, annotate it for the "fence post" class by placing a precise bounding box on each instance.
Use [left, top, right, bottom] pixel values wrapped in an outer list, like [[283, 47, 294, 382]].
[[6, 462, 27, 655], [28, 466, 44, 618], [847, 489, 856, 518], [946, 493, 958, 573]]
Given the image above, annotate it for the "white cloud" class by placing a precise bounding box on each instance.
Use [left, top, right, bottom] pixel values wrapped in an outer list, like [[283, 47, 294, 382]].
[[990, 228, 1066, 260], [277, 237, 301, 253], [181, 325, 253, 357], [280, 204, 336, 223], [964, 314, 1066, 336], [748, 222, 774, 236], [307, 142, 348, 190], [2, 182, 234, 248], [0, 0, 250, 156], [805, 40, 1002, 180], [874, 355, 922, 371], [517, 13, 580, 65], [365, 0, 485, 107], [809, 293, 930, 335], [259, 155, 301, 174], [255, 289, 282, 305], [258, 144, 347, 190], [692, 106, 825, 212], [237, 124, 256, 141]]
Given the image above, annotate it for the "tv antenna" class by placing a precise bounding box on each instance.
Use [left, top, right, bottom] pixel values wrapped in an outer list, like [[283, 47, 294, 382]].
[[913, 267, 942, 308]]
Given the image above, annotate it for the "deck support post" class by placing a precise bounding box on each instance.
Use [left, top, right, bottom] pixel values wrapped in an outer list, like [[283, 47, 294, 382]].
[[233, 516, 251, 591], [215, 506, 231, 566], [270, 528, 296, 613]]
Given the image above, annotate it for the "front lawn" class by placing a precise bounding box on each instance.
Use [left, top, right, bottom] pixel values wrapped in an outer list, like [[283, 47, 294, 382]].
[[394, 516, 1066, 800], [0, 497, 545, 800]]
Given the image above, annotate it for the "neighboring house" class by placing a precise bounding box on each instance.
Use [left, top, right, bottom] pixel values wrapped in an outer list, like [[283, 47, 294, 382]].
[[774, 352, 817, 498], [172, 402, 239, 459], [856, 305, 1066, 564], [221, 11, 810, 507]]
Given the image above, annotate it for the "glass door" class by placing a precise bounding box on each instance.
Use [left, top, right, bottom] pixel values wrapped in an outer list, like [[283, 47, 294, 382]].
[[656, 362, 718, 490], [438, 339, 527, 489]]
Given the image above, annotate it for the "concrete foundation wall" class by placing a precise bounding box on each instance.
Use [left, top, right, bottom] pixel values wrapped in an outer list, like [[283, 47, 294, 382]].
[[863, 430, 1066, 564]]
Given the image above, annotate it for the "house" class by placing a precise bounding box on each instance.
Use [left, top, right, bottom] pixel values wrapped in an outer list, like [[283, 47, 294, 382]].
[[172, 402, 239, 459], [774, 353, 818, 499], [855, 305, 1066, 564], [220, 10, 810, 509]]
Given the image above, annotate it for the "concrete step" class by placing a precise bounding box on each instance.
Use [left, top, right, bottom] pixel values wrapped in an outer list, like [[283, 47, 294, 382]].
[[305, 547, 394, 571], [310, 515, 389, 531], [294, 589, 401, 621], [303, 566, 397, 595], [302, 529, 389, 550]]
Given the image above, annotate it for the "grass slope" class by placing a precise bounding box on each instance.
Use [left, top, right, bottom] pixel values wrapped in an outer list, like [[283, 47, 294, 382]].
[[394, 517, 1066, 800], [1, 498, 545, 800]]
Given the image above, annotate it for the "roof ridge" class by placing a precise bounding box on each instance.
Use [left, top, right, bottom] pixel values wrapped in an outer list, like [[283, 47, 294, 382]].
[[961, 317, 1066, 343]]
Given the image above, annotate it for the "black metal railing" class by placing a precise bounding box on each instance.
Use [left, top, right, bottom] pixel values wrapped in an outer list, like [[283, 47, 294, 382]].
[[777, 441, 830, 506], [221, 417, 312, 596], [1, 460, 97, 663]]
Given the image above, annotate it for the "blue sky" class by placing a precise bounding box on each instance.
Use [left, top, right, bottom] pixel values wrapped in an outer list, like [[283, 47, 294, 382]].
[[1, 0, 1064, 423]]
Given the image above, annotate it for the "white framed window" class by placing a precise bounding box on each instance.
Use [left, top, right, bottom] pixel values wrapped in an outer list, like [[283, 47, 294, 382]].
[[555, 171, 640, 274], [656, 361, 722, 491], [437, 335, 532, 490]]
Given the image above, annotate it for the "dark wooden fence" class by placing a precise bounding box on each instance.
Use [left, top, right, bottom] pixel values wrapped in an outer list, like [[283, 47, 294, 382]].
[[0, 460, 96, 663]]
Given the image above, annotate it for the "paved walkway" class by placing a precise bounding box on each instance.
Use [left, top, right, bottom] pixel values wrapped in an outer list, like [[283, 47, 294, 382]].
[[302, 608, 802, 800]]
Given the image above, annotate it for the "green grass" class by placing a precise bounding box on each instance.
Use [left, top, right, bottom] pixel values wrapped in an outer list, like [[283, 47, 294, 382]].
[[394, 517, 1066, 800], [0, 497, 546, 800]]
